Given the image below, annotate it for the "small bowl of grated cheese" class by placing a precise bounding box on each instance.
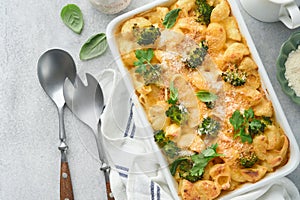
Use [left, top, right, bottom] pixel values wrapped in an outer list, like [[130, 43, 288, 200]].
[[276, 31, 300, 105]]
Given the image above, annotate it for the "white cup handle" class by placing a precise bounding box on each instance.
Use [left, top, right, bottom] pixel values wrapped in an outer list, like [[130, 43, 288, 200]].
[[279, 2, 300, 29]]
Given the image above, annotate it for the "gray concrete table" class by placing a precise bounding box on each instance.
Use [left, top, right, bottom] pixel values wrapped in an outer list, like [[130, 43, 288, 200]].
[[1, 0, 299, 199]]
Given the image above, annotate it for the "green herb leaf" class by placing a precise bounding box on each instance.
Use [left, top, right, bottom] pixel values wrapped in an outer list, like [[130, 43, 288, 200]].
[[79, 33, 108, 60], [230, 108, 269, 144], [238, 127, 253, 143], [163, 8, 181, 29], [134, 49, 154, 64], [244, 108, 254, 121], [196, 90, 218, 102], [190, 144, 222, 177], [167, 81, 178, 104], [61, 4, 84, 34], [134, 49, 161, 85], [229, 110, 244, 131]]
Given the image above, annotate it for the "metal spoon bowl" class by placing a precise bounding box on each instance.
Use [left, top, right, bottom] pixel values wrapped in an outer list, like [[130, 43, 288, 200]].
[[37, 49, 76, 200]]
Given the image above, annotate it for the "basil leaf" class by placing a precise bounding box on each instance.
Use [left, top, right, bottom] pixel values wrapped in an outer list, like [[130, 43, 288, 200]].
[[61, 4, 83, 34], [196, 90, 218, 102], [163, 8, 181, 29], [79, 33, 108, 60]]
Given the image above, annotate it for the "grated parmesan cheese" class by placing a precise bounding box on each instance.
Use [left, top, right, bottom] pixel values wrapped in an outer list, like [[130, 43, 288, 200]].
[[284, 45, 300, 97]]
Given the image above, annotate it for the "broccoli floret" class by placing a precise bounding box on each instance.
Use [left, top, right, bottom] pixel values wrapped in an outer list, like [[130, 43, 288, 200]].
[[184, 41, 208, 69], [195, 0, 214, 25], [165, 104, 188, 125], [134, 49, 161, 85], [154, 130, 167, 148], [198, 117, 220, 137], [154, 130, 180, 159], [204, 101, 215, 109], [248, 116, 272, 135], [142, 64, 161, 85], [163, 141, 180, 158], [262, 116, 272, 125], [221, 68, 247, 86], [239, 151, 258, 168], [133, 24, 161, 46], [178, 159, 201, 182], [248, 119, 266, 135]]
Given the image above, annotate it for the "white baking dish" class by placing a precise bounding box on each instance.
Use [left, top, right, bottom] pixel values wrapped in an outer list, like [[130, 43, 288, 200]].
[[106, 0, 300, 199]]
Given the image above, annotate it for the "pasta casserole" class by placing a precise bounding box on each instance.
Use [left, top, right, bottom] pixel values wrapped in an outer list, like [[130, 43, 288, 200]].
[[114, 0, 290, 199]]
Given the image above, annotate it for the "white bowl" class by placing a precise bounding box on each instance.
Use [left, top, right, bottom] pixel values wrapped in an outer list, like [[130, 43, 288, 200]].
[[106, 0, 300, 199]]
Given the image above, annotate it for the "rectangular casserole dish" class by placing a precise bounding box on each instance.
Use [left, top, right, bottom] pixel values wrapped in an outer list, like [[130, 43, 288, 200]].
[[106, 0, 300, 199]]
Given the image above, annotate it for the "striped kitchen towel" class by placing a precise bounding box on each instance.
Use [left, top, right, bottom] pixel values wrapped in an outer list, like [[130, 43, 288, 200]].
[[98, 69, 176, 200], [96, 69, 300, 200]]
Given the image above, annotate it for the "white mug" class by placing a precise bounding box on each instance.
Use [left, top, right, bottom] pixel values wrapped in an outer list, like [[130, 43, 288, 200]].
[[240, 0, 300, 29]]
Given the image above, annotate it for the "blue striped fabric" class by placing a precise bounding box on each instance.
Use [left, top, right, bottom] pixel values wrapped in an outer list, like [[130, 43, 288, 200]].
[[123, 100, 136, 138], [115, 165, 129, 178], [150, 181, 161, 200]]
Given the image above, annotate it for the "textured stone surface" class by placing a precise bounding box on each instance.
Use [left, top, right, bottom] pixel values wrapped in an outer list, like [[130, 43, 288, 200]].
[[0, 0, 299, 199]]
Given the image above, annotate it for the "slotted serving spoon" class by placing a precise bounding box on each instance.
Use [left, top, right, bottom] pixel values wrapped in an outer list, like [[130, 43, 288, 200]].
[[63, 73, 114, 200]]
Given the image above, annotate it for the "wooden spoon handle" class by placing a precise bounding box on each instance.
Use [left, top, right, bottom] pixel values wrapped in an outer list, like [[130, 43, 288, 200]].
[[105, 180, 114, 200], [102, 168, 114, 200], [60, 161, 74, 200]]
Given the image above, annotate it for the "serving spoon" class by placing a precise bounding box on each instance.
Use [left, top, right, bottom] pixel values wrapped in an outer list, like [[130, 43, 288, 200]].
[[37, 49, 76, 200], [64, 74, 114, 199]]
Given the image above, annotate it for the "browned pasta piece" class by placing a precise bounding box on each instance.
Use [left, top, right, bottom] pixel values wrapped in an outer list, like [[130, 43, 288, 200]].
[[148, 101, 169, 130], [143, 7, 169, 26], [253, 97, 273, 117], [172, 0, 195, 17], [209, 163, 231, 190], [235, 86, 262, 106], [210, 0, 230, 22], [179, 179, 221, 200], [265, 125, 282, 150], [206, 23, 226, 52], [177, 132, 195, 148], [221, 16, 241, 41], [240, 165, 268, 182], [189, 134, 206, 153], [121, 51, 138, 67], [244, 70, 261, 89], [239, 57, 258, 71], [121, 17, 152, 34], [224, 42, 250, 63], [253, 135, 268, 160], [266, 135, 289, 168], [231, 166, 247, 183]]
